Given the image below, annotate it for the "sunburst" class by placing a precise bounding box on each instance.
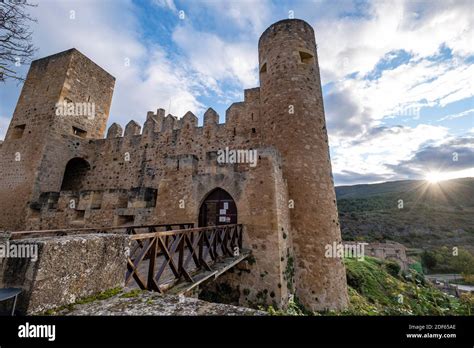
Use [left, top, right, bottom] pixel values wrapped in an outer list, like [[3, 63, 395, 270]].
[[425, 171, 444, 184]]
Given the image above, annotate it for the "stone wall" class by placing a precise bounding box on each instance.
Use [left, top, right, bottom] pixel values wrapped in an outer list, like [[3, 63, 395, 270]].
[[366, 242, 409, 271], [195, 148, 292, 308], [342, 241, 409, 271], [0, 233, 129, 314]]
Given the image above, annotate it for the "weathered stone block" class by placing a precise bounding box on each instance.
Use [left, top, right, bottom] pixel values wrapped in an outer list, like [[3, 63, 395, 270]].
[[0, 234, 130, 314]]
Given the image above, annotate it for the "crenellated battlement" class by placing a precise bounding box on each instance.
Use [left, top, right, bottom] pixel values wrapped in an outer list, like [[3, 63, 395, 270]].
[[54, 85, 266, 200], [101, 87, 261, 148]]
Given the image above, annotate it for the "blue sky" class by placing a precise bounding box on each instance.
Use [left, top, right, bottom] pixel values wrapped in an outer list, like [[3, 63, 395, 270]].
[[0, 0, 473, 185]]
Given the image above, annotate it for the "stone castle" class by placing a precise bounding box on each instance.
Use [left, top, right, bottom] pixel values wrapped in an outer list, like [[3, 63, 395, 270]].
[[0, 19, 348, 311]]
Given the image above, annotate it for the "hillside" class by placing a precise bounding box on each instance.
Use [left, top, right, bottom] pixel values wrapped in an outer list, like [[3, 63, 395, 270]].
[[266, 257, 473, 315], [336, 177, 474, 206], [336, 177, 474, 252], [343, 257, 472, 315]]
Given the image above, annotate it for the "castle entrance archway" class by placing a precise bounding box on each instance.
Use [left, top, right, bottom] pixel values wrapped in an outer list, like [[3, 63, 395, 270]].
[[60, 157, 90, 191], [198, 188, 237, 227]]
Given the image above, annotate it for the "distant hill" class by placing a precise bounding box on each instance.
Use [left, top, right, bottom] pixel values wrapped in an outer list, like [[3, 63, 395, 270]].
[[336, 177, 474, 253], [336, 178, 474, 206]]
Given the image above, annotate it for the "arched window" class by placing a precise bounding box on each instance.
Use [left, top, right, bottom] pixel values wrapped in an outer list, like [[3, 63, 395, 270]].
[[198, 188, 237, 227], [60, 157, 90, 191]]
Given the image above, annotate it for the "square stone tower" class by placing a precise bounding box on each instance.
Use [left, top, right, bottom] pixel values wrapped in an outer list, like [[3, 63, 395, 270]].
[[0, 49, 115, 230]]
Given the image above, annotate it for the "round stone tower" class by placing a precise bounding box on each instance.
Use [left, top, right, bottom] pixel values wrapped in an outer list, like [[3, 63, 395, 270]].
[[258, 19, 348, 311]]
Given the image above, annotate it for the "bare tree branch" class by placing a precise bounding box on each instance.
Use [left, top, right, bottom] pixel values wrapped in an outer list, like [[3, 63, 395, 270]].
[[0, 0, 38, 83]]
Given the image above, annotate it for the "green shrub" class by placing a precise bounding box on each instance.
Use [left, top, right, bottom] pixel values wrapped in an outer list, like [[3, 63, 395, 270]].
[[421, 247, 474, 274], [384, 261, 401, 277], [421, 250, 437, 271], [409, 261, 423, 275], [343, 256, 470, 315]]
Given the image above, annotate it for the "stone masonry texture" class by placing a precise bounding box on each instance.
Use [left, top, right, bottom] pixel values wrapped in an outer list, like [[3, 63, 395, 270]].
[[0, 19, 348, 311], [0, 234, 129, 314]]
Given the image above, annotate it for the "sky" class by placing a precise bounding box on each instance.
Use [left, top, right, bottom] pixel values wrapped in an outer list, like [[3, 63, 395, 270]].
[[0, 0, 473, 185]]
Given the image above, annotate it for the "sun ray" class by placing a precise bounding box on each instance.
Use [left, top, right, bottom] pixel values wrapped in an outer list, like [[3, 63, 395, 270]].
[[425, 171, 443, 183]]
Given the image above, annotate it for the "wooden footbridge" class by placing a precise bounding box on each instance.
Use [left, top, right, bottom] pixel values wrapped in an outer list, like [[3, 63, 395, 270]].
[[10, 223, 250, 295]]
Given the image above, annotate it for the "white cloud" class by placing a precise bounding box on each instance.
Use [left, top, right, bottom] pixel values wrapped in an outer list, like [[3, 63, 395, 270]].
[[438, 108, 474, 122], [114, 46, 204, 122], [0, 116, 10, 140], [318, 0, 474, 177], [22, 0, 205, 129], [172, 25, 258, 90], [351, 59, 474, 122], [195, 0, 273, 35], [330, 124, 450, 181], [152, 0, 177, 13], [315, 0, 474, 84]]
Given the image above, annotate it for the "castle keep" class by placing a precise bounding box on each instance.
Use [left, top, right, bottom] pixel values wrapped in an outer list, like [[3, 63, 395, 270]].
[[0, 19, 348, 311]]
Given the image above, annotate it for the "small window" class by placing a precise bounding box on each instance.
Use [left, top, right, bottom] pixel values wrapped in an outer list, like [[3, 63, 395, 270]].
[[47, 195, 59, 210], [72, 126, 87, 138], [91, 192, 103, 210], [11, 124, 26, 139], [260, 62, 267, 73], [252, 128, 256, 133], [74, 210, 85, 222], [29, 207, 41, 218], [116, 215, 134, 226], [299, 51, 314, 64]]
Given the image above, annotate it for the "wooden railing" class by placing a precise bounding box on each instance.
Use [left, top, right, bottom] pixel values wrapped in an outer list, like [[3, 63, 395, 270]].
[[9, 223, 194, 240], [125, 224, 244, 291]]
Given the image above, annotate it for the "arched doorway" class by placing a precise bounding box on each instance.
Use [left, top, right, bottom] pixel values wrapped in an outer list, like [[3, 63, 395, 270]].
[[60, 157, 90, 191], [198, 188, 237, 227]]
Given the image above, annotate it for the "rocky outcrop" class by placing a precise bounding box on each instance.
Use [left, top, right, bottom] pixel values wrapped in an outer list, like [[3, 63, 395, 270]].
[[56, 290, 267, 316]]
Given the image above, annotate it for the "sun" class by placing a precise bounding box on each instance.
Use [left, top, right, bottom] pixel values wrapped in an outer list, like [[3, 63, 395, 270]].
[[425, 171, 443, 183]]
